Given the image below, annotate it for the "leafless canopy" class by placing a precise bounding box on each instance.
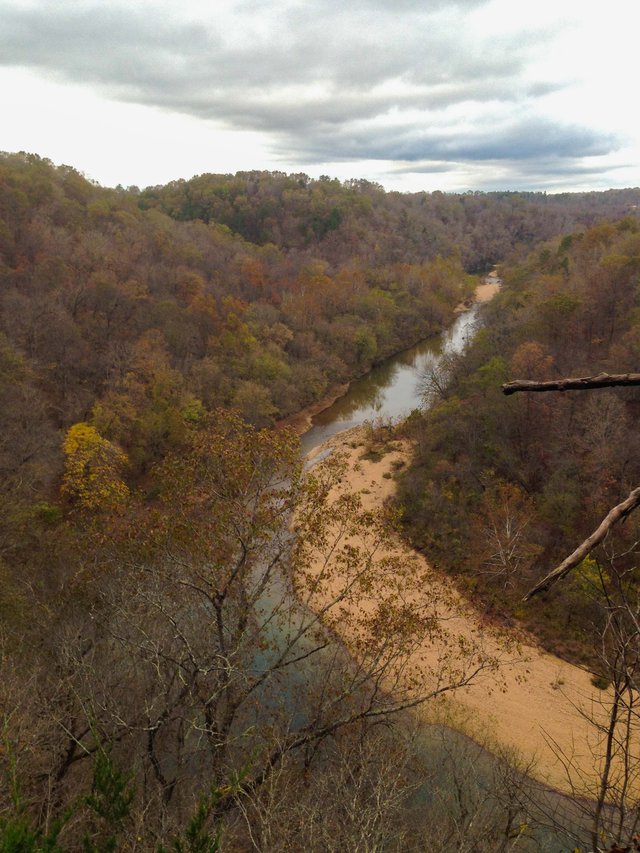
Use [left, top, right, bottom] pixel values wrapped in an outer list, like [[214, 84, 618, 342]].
[[501, 373, 640, 599]]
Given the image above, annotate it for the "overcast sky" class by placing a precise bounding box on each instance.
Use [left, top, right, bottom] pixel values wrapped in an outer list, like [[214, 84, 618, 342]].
[[1, 0, 638, 193]]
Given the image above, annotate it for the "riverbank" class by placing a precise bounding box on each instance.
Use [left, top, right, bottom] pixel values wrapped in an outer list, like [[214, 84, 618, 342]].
[[474, 275, 500, 303], [280, 278, 494, 438], [306, 425, 612, 796], [277, 382, 350, 435], [455, 270, 500, 311]]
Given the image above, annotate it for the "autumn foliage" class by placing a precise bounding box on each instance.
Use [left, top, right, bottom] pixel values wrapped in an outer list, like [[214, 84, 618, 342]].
[[61, 423, 129, 512], [396, 218, 640, 664], [2, 152, 640, 848]]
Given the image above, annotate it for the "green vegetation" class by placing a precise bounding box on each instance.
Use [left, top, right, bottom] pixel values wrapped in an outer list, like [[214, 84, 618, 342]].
[[395, 217, 640, 665], [4, 151, 640, 849], [139, 172, 640, 273]]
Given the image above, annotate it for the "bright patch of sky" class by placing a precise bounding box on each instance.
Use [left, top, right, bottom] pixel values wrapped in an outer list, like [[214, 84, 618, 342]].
[[0, 0, 638, 192]]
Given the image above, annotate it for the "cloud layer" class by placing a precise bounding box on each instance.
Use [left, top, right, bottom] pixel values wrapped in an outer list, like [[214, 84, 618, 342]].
[[0, 0, 624, 188]]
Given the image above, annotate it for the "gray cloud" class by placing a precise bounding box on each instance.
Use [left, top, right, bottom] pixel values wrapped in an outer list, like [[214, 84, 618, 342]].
[[389, 153, 629, 193], [395, 158, 624, 178], [473, 164, 630, 193], [0, 2, 523, 91], [0, 0, 621, 178], [283, 116, 616, 168]]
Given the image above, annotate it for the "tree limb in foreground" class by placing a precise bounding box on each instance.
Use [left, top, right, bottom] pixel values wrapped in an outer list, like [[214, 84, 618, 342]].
[[501, 371, 640, 597], [524, 487, 640, 600], [502, 372, 640, 395]]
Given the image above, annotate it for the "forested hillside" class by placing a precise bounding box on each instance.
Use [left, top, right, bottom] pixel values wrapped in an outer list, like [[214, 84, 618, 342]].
[[0, 150, 482, 551], [3, 150, 640, 850], [396, 217, 640, 664], [139, 170, 640, 272], [0, 153, 476, 439]]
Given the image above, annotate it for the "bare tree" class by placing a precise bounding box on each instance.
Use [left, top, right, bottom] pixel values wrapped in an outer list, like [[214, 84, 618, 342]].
[[1, 411, 497, 848], [233, 723, 419, 852], [502, 373, 640, 851], [470, 481, 540, 590], [542, 551, 640, 852], [411, 723, 548, 853], [501, 375, 640, 599]]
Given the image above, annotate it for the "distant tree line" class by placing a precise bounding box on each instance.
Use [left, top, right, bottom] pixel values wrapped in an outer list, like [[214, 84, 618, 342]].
[[139, 170, 640, 273], [2, 151, 640, 849]]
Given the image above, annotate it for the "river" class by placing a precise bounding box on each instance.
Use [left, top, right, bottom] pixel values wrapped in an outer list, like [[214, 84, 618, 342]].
[[300, 300, 482, 457], [292, 278, 592, 848]]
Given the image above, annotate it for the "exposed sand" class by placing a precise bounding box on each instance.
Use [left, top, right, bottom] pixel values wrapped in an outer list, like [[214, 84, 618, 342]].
[[306, 427, 619, 795], [475, 279, 500, 302], [454, 273, 500, 312], [277, 382, 350, 435], [298, 273, 633, 795], [472, 270, 501, 304]]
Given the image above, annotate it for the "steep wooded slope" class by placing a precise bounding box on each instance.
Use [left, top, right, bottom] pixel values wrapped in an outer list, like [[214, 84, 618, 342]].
[[396, 218, 640, 664]]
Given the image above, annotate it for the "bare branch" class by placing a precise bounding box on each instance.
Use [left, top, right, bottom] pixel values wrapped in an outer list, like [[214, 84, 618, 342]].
[[525, 487, 640, 599], [502, 372, 640, 395]]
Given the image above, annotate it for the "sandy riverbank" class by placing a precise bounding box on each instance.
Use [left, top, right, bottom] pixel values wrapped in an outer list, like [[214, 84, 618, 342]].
[[277, 382, 350, 435], [306, 426, 614, 796], [456, 272, 500, 310], [299, 273, 631, 795], [475, 277, 500, 302]]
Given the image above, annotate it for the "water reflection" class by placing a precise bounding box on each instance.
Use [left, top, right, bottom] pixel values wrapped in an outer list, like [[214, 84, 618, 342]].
[[295, 292, 588, 847], [300, 304, 480, 455]]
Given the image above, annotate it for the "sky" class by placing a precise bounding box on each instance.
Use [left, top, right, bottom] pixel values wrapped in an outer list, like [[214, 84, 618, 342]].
[[0, 0, 638, 194]]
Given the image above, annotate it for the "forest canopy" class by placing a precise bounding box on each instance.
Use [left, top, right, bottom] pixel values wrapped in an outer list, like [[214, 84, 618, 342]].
[[395, 216, 640, 665], [3, 150, 640, 849]]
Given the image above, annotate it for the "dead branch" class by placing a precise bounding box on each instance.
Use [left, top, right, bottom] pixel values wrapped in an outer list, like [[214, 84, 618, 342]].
[[524, 487, 640, 600], [502, 373, 640, 396]]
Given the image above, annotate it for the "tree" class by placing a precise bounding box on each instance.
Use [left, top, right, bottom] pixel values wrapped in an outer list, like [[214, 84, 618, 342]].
[[500, 374, 640, 599], [503, 371, 640, 851], [542, 553, 640, 852], [61, 423, 129, 513], [469, 480, 541, 591], [2, 410, 495, 847]]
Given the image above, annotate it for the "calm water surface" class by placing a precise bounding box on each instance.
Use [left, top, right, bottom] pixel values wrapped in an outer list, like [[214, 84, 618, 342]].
[[287, 290, 587, 846], [296, 290, 587, 846], [300, 302, 481, 456]]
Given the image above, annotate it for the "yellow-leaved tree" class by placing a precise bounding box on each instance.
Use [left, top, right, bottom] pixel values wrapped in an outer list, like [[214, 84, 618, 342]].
[[61, 422, 129, 512]]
